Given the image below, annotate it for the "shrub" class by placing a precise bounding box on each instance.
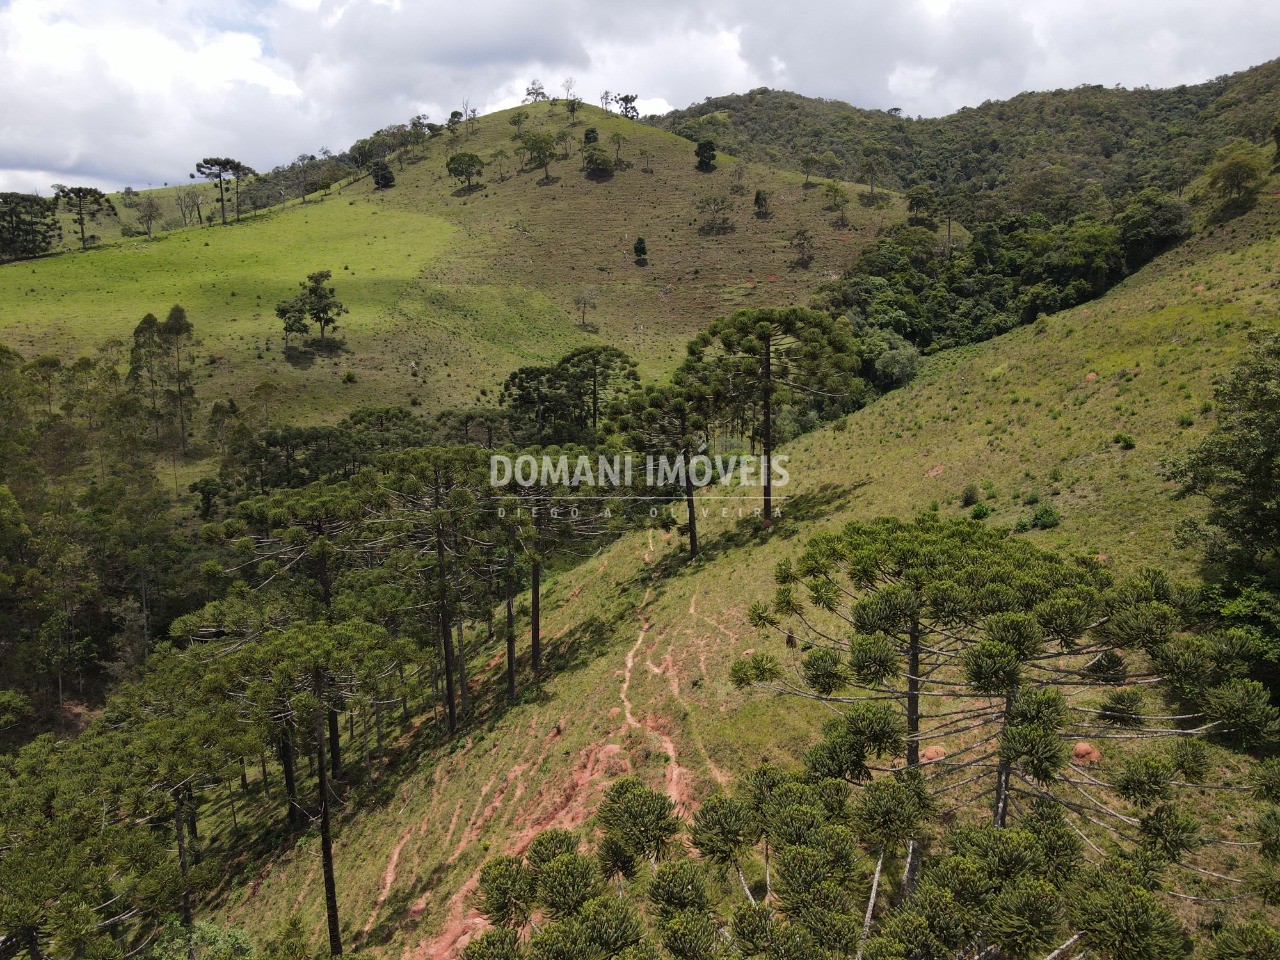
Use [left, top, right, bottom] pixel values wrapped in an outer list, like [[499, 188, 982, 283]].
[[970, 503, 992, 520], [960, 483, 980, 507], [1113, 432, 1136, 449], [1031, 504, 1060, 529]]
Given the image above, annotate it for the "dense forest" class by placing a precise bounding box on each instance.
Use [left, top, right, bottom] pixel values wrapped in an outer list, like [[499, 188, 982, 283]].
[[653, 59, 1280, 218]]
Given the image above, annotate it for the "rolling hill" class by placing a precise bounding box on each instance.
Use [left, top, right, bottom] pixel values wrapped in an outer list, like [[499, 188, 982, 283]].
[[0, 103, 899, 425]]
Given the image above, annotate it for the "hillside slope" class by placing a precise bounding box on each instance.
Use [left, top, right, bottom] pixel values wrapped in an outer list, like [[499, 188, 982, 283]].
[[653, 59, 1280, 201], [203, 172, 1280, 957], [0, 103, 898, 423]]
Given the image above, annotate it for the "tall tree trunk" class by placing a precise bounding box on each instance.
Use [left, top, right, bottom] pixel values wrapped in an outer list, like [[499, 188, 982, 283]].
[[856, 847, 886, 960], [591, 368, 599, 435], [764, 839, 772, 900], [312, 669, 343, 957], [505, 560, 518, 703], [683, 450, 699, 559], [456, 619, 469, 716], [531, 559, 542, 679], [279, 722, 303, 827], [906, 620, 921, 767], [173, 789, 194, 960], [328, 706, 342, 782], [240, 756, 249, 795], [259, 750, 270, 798], [436, 525, 457, 734], [898, 840, 919, 905], [992, 691, 1015, 827], [184, 784, 199, 864]]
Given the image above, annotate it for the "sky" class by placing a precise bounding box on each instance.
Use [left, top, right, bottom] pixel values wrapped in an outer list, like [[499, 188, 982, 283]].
[[1, 0, 1278, 193]]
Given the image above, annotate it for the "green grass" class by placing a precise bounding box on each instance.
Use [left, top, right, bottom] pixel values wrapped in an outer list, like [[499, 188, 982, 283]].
[[0, 199, 456, 422]]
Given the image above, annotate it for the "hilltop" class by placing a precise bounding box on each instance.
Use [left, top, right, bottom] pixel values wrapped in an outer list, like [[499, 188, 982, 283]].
[[0, 103, 897, 424], [200, 155, 1280, 959]]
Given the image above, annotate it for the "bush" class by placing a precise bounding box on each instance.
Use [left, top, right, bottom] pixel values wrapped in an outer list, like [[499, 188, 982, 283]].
[[370, 160, 395, 189], [1031, 504, 1060, 529], [970, 503, 992, 520], [960, 484, 980, 507], [1113, 432, 1136, 449]]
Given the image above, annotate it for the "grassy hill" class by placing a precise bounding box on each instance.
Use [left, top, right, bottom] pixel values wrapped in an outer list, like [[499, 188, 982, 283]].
[[652, 59, 1280, 205], [196, 168, 1280, 958], [0, 103, 898, 424]]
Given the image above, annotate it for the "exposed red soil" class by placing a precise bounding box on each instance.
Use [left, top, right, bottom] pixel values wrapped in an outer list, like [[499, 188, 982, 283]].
[[363, 825, 416, 935], [405, 735, 633, 960]]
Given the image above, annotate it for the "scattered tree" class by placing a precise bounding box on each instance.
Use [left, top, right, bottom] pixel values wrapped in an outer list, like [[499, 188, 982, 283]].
[[192, 158, 243, 225], [609, 132, 627, 164], [614, 93, 640, 120], [371, 160, 396, 189], [135, 194, 163, 238], [55, 185, 116, 251], [800, 154, 819, 185], [446, 152, 486, 190], [824, 182, 850, 226], [789, 228, 815, 266], [522, 131, 558, 181], [697, 194, 735, 235], [572, 288, 598, 329], [582, 144, 614, 177], [276, 296, 309, 349], [489, 148, 510, 181], [695, 139, 717, 172]]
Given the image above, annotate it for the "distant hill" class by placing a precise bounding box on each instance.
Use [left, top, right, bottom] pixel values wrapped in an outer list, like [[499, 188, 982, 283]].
[[0, 103, 898, 424], [652, 59, 1280, 213]]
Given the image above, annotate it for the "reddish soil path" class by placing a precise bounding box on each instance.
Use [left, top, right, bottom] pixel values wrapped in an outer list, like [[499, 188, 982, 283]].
[[363, 825, 416, 936]]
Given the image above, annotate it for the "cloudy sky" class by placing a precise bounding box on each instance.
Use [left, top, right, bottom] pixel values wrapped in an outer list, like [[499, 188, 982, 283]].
[[1, 0, 1277, 192]]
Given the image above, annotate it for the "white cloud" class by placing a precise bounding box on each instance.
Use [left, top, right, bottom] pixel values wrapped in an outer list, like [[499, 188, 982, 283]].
[[1, 0, 1277, 191]]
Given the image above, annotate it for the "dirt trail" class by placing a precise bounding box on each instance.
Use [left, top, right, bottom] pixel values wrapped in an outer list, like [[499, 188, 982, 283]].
[[406, 734, 632, 960], [689, 591, 741, 644], [448, 718, 560, 863], [363, 825, 415, 936], [618, 611, 693, 812]]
